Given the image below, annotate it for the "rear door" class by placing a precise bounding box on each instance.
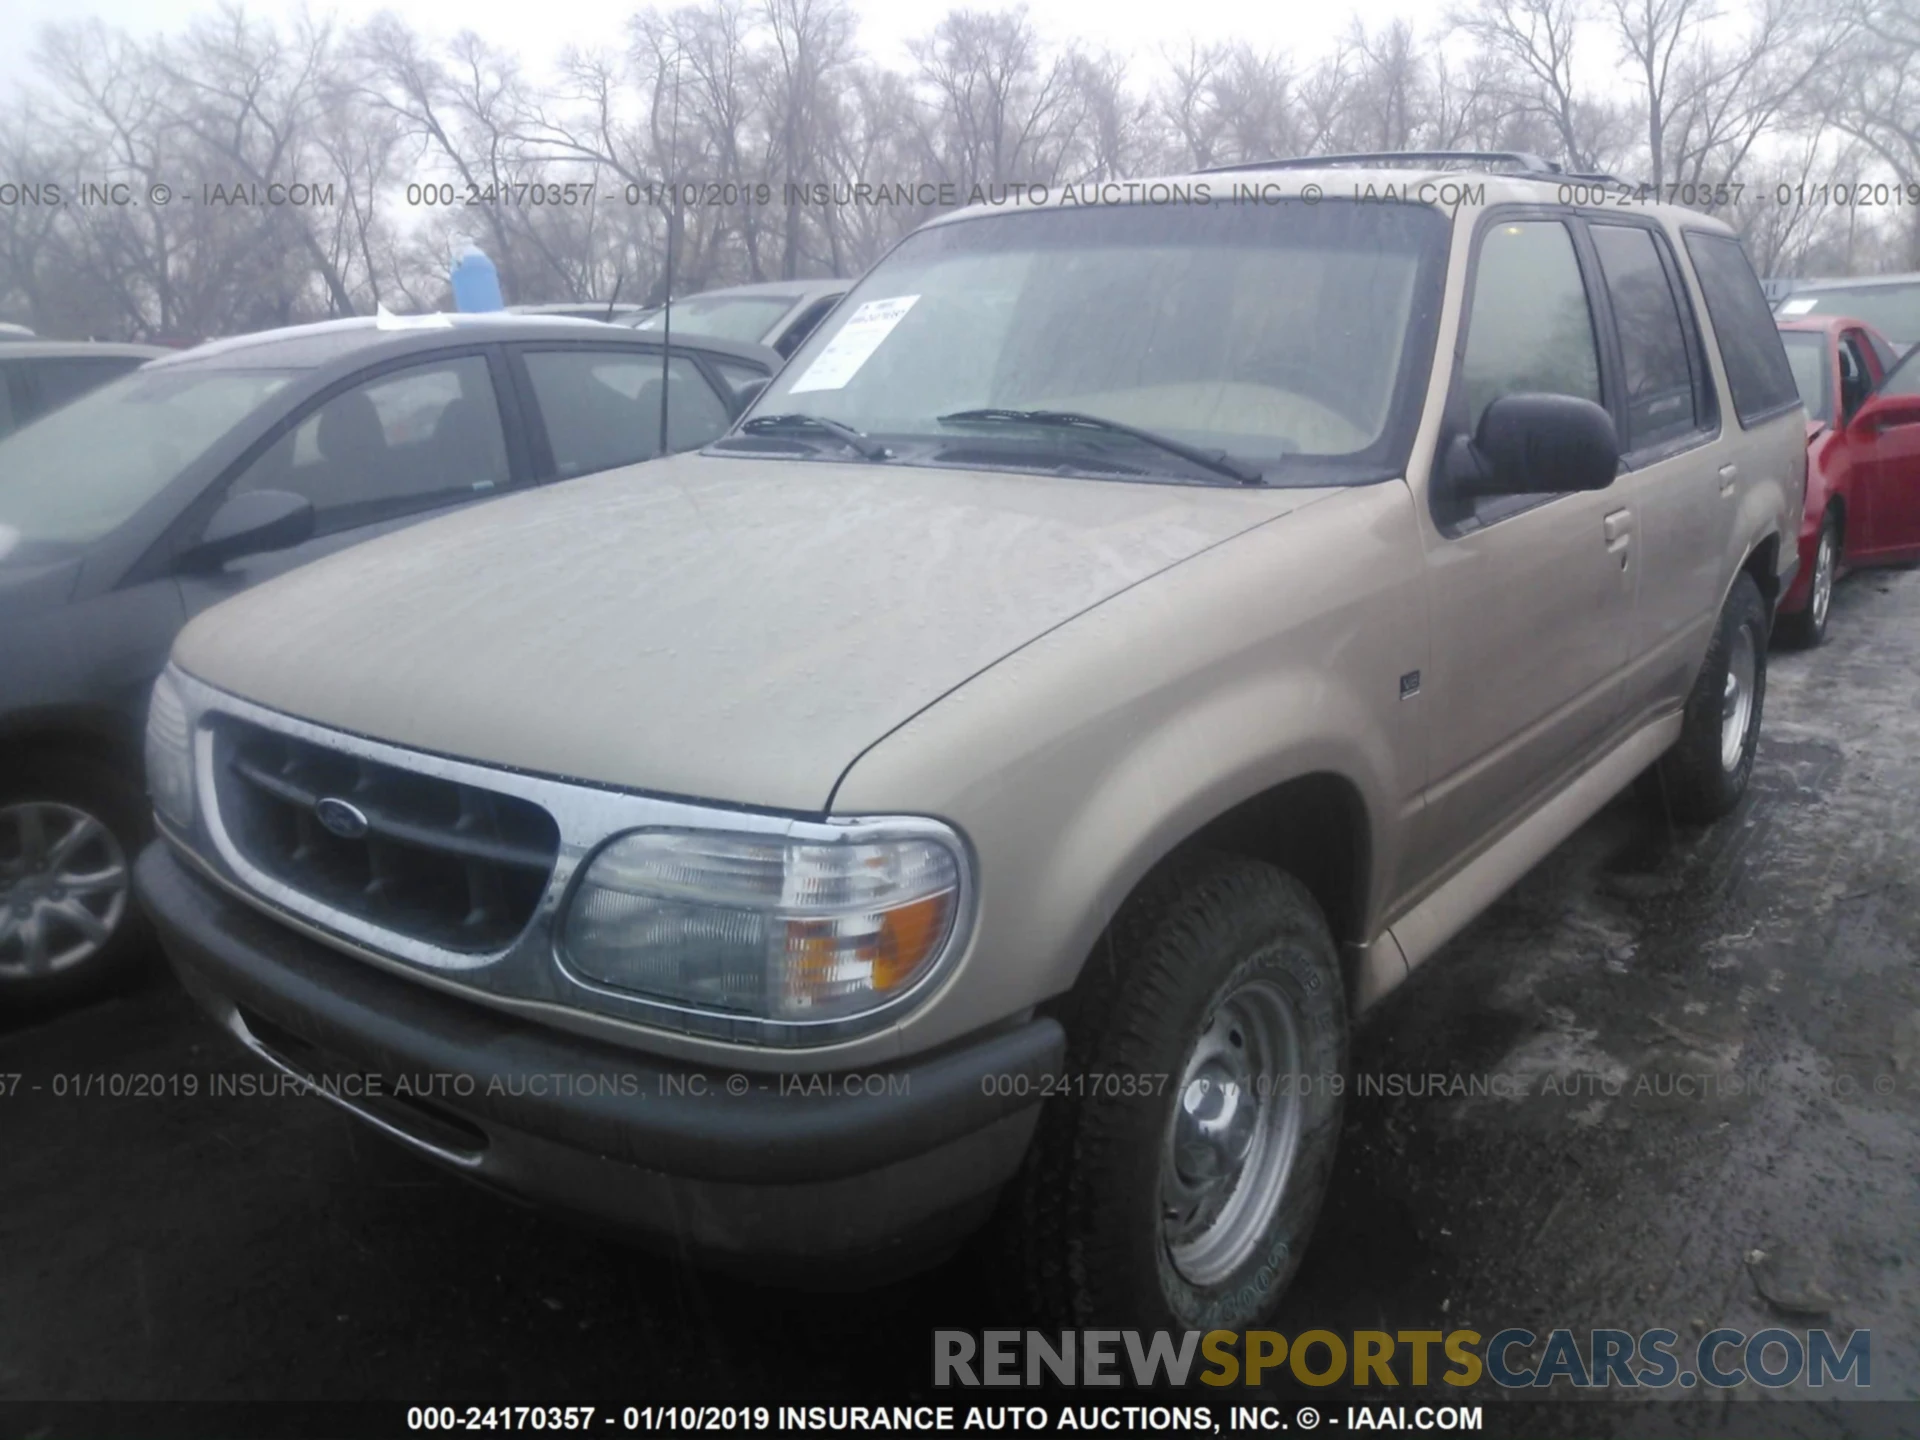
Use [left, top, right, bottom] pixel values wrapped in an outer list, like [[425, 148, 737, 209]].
[[1679, 230, 1806, 601], [1411, 212, 1637, 878], [1584, 219, 1725, 720]]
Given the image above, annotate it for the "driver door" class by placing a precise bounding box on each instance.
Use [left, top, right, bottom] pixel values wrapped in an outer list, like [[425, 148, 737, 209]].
[[1408, 216, 1636, 887], [1855, 347, 1920, 560]]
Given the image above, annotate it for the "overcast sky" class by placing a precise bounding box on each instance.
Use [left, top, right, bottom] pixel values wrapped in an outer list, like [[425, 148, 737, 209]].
[[4, 0, 1429, 90]]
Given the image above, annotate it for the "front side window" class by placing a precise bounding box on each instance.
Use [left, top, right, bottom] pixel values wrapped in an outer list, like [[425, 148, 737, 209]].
[[744, 198, 1450, 485], [523, 350, 731, 478], [231, 355, 508, 534], [1685, 232, 1800, 425], [1460, 220, 1602, 430], [1591, 224, 1701, 449], [1881, 345, 1920, 400], [0, 366, 293, 552]]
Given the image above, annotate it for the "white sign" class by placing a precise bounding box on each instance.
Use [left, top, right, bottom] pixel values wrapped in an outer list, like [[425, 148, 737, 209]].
[[1777, 298, 1818, 315], [789, 295, 919, 393]]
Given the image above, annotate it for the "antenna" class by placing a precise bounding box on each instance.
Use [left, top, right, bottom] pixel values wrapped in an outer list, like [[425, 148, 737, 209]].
[[657, 53, 683, 458], [604, 270, 624, 324]]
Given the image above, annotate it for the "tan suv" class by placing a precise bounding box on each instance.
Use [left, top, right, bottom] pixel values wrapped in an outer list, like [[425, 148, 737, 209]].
[[136, 153, 1805, 1330]]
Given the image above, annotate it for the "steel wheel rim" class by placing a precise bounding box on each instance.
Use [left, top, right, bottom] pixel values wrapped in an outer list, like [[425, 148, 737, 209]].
[[1719, 624, 1757, 773], [1161, 977, 1304, 1288], [0, 802, 129, 980], [1811, 530, 1834, 631]]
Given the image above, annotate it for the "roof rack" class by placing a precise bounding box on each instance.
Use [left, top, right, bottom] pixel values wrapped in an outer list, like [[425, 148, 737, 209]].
[[1200, 150, 1636, 189], [1202, 150, 1564, 176]]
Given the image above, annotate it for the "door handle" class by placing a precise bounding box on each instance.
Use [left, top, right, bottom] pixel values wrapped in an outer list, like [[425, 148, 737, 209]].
[[1718, 463, 1738, 496], [1604, 508, 1634, 544]]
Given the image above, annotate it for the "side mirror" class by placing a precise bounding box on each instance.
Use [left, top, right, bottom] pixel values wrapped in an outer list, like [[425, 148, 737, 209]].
[[179, 489, 314, 571], [1447, 393, 1620, 497], [1850, 390, 1920, 437]]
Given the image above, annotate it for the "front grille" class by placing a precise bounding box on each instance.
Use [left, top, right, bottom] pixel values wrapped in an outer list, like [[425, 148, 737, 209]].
[[213, 719, 560, 952]]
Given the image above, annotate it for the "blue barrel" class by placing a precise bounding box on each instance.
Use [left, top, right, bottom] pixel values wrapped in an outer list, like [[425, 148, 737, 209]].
[[450, 246, 504, 312]]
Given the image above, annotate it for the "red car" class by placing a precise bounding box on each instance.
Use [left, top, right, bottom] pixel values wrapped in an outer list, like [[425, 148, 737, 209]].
[[1774, 315, 1920, 644]]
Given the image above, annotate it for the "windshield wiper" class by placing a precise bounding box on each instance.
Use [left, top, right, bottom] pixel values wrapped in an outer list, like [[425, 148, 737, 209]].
[[738, 413, 891, 461], [936, 408, 1264, 484]]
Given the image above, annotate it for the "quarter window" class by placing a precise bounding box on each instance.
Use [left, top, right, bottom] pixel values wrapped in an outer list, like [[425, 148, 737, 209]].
[[1460, 220, 1602, 431], [1683, 232, 1800, 425], [1591, 225, 1701, 449]]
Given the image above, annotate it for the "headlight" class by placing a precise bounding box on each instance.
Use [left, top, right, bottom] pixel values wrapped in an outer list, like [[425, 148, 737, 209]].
[[560, 826, 967, 1033], [145, 668, 194, 830]]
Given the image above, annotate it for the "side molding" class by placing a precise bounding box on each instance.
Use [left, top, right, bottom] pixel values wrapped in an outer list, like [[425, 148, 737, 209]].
[[1377, 712, 1684, 994]]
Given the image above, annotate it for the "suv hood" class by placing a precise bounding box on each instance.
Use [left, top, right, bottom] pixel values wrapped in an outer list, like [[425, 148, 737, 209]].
[[175, 454, 1318, 811]]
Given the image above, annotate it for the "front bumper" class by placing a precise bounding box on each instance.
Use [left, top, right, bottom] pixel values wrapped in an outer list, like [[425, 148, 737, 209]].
[[137, 842, 1064, 1276]]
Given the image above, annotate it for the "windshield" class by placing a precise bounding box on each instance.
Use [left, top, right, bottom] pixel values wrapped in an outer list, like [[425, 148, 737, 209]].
[[1780, 331, 1831, 422], [742, 198, 1450, 484], [1777, 284, 1920, 345], [0, 366, 293, 551], [637, 294, 795, 343]]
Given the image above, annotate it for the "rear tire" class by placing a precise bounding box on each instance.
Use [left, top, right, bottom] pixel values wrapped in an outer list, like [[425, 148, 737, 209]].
[[1014, 850, 1347, 1329], [0, 753, 152, 1009], [1656, 572, 1768, 824], [1776, 513, 1837, 648]]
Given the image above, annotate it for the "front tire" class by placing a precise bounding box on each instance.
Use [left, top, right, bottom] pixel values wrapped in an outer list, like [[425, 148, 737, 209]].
[[1015, 851, 1347, 1328], [1656, 572, 1768, 824], [0, 753, 151, 1008]]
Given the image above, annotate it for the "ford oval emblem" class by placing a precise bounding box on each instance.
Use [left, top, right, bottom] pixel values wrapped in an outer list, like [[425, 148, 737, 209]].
[[314, 797, 370, 840]]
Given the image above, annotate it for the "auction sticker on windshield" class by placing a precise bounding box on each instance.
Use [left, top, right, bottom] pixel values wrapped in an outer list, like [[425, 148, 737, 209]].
[[789, 295, 918, 392]]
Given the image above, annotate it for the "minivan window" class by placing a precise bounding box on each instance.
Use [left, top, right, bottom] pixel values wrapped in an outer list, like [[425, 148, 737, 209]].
[[0, 367, 293, 548], [1684, 232, 1800, 425], [1591, 224, 1700, 448], [749, 199, 1450, 483], [1460, 220, 1601, 428]]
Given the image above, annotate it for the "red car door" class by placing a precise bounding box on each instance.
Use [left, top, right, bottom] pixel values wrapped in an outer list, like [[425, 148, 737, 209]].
[[1855, 346, 1920, 559]]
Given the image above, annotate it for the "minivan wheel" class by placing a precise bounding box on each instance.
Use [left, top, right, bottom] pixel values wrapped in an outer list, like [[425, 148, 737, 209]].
[[1014, 851, 1347, 1329], [0, 755, 151, 1007], [1656, 572, 1768, 824], [1776, 514, 1837, 648]]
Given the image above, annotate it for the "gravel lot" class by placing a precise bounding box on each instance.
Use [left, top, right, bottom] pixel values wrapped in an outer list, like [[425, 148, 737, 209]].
[[4, 566, 1917, 1427]]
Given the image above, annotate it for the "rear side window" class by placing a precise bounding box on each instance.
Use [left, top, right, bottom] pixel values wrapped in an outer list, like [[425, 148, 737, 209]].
[[1460, 219, 1602, 429], [1683, 232, 1799, 425], [523, 350, 732, 478], [1591, 225, 1704, 450]]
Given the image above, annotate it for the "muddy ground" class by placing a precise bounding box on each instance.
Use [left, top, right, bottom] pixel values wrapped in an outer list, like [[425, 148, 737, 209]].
[[3, 567, 1917, 1434]]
